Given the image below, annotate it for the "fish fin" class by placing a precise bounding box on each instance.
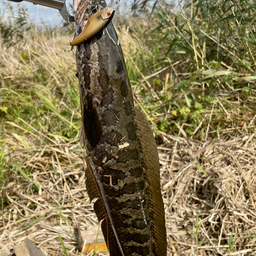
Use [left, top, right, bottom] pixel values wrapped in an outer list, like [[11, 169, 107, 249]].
[[84, 157, 125, 256], [135, 109, 167, 255]]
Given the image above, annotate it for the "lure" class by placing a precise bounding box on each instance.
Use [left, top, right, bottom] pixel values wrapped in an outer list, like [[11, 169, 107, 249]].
[[70, 7, 114, 46]]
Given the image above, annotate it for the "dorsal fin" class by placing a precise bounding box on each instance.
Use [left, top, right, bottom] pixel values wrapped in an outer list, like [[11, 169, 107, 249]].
[[135, 109, 167, 255]]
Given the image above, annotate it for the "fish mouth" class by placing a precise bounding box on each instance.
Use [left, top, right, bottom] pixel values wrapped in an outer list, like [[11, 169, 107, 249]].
[[75, 0, 109, 26]]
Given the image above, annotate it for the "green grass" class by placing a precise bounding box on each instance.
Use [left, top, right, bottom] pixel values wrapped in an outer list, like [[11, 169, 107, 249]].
[[0, 5, 80, 195], [59, 233, 69, 256], [117, 0, 256, 139], [1, 1, 256, 144], [0, 0, 255, 184], [1, 1, 256, 255], [193, 214, 204, 255], [228, 228, 237, 254]]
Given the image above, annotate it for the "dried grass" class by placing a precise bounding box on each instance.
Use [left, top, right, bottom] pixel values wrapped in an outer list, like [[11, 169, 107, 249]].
[[161, 130, 256, 255], [1, 128, 256, 255], [1, 13, 256, 256]]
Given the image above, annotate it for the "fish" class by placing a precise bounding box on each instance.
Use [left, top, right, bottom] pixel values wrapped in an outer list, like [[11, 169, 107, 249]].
[[74, 0, 167, 255]]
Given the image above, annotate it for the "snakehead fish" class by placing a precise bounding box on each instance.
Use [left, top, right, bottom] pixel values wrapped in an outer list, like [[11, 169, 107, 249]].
[[74, 0, 167, 255]]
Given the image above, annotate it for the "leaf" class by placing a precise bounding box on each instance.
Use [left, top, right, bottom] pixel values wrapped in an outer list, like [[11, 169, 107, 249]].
[[35, 91, 78, 130], [18, 169, 40, 192], [202, 70, 233, 79], [239, 33, 256, 46], [240, 76, 256, 81], [58, 233, 68, 256], [184, 94, 191, 108], [195, 102, 203, 110], [194, 163, 208, 176], [18, 169, 31, 182], [12, 133, 30, 149], [22, 215, 45, 231], [175, 50, 186, 54]]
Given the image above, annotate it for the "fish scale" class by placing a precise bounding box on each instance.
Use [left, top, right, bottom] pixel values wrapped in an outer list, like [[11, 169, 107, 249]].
[[75, 0, 167, 255]]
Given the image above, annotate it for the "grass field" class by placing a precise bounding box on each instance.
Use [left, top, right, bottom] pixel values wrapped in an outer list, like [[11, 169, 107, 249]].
[[1, 1, 256, 255]]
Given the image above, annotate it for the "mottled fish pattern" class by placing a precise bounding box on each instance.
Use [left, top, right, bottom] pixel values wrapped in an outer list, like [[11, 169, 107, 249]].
[[74, 0, 167, 255]]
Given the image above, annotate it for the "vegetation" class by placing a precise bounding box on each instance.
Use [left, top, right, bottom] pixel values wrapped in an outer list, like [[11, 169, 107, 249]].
[[118, 0, 256, 139], [1, 1, 256, 255]]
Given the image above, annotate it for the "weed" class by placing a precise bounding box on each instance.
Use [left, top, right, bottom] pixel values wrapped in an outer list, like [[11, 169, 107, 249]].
[[119, 0, 256, 138], [228, 228, 236, 254], [58, 233, 69, 256], [192, 214, 204, 255]]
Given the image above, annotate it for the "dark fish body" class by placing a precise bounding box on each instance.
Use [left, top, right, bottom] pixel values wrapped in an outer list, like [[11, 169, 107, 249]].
[[75, 1, 167, 255]]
